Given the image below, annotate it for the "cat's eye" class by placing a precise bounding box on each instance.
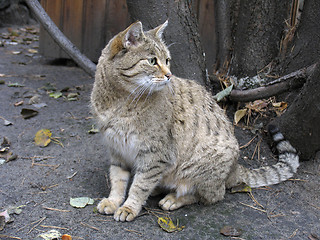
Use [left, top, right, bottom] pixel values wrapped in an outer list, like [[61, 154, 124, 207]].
[[166, 58, 170, 65], [149, 57, 157, 65]]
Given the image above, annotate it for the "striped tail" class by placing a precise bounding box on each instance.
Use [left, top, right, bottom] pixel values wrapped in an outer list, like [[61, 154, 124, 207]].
[[241, 125, 299, 188]]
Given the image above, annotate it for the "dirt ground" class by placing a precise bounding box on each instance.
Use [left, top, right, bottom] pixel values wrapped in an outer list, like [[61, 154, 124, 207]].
[[0, 25, 319, 240]]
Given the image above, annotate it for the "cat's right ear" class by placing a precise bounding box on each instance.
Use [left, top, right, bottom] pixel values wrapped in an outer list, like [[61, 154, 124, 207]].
[[123, 21, 145, 49]]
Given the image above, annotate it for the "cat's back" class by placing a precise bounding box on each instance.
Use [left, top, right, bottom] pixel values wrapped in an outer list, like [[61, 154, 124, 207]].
[[170, 76, 239, 162]]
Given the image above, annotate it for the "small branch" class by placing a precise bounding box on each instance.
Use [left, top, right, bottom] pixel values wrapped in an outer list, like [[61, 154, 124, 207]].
[[230, 63, 317, 102], [24, 0, 96, 77]]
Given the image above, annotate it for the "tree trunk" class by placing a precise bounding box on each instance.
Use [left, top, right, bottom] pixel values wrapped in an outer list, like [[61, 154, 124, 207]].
[[229, 0, 291, 77], [272, 0, 320, 160], [126, 0, 207, 85], [273, 63, 320, 160], [281, 0, 320, 74]]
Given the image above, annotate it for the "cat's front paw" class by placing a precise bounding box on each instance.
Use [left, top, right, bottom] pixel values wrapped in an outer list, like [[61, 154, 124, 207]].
[[97, 198, 119, 215], [114, 206, 138, 222]]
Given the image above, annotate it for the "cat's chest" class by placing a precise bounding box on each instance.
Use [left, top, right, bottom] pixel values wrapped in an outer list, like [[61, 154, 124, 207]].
[[103, 122, 139, 166]]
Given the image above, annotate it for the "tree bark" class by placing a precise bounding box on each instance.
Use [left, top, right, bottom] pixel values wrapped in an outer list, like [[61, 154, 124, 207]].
[[272, 0, 320, 160], [230, 0, 291, 77], [281, 0, 320, 74], [272, 63, 320, 160], [126, 0, 207, 85]]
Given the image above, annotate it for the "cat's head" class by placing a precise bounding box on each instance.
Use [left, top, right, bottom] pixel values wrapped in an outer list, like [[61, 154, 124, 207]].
[[101, 21, 172, 93]]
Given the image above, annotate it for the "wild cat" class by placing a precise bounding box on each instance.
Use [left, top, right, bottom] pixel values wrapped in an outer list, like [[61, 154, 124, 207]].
[[90, 21, 299, 222]]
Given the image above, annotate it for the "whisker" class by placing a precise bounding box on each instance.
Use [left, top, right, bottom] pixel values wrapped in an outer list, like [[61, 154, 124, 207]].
[[134, 82, 152, 107], [168, 82, 175, 96]]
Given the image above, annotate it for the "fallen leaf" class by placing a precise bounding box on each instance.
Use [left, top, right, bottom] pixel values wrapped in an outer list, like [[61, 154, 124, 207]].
[[0, 215, 5, 230], [0, 137, 17, 162], [6, 205, 24, 215], [61, 234, 72, 240], [67, 92, 78, 101], [11, 51, 21, 55], [0, 210, 10, 230], [34, 129, 52, 147], [21, 108, 38, 119], [272, 101, 288, 112], [220, 225, 242, 237], [157, 216, 184, 233], [35, 229, 62, 240], [70, 197, 94, 208], [88, 125, 99, 134], [28, 48, 38, 54], [3, 119, 13, 126], [32, 103, 47, 109], [234, 109, 247, 125], [49, 92, 62, 99], [8, 82, 24, 87], [213, 84, 233, 102], [231, 183, 252, 193]]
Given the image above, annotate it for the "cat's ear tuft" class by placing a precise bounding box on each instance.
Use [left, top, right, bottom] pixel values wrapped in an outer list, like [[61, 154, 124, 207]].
[[123, 21, 145, 48], [149, 20, 168, 39]]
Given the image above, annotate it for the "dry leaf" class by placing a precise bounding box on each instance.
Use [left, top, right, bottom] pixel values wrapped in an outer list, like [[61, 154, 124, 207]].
[[234, 109, 247, 125], [272, 101, 287, 111], [61, 234, 72, 240], [70, 197, 94, 208], [157, 216, 184, 233], [220, 225, 242, 237], [28, 48, 38, 54], [21, 108, 38, 119], [231, 183, 252, 193], [34, 129, 52, 147]]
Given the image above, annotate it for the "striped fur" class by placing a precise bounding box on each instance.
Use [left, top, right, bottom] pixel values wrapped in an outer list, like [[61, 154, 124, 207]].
[[91, 21, 299, 222]]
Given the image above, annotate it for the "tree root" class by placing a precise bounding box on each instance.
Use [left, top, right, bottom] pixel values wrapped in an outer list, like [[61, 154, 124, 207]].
[[229, 63, 317, 102]]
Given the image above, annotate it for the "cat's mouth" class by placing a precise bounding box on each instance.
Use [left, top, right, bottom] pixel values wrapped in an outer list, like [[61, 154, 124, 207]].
[[152, 77, 171, 86]]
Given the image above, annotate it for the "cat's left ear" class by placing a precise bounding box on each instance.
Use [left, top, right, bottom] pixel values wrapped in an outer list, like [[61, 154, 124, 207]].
[[149, 20, 168, 39], [123, 21, 145, 48]]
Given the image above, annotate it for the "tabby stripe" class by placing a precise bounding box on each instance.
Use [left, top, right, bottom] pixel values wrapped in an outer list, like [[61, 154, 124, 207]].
[[278, 156, 296, 174], [136, 185, 149, 192], [121, 72, 139, 78], [269, 165, 281, 182], [143, 171, 163, 180], [120, 59, 143, 71]]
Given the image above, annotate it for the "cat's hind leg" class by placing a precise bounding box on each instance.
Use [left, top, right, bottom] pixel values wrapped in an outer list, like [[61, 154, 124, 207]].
[[159, 193, 198, 211], [97, 165, 130, 215]]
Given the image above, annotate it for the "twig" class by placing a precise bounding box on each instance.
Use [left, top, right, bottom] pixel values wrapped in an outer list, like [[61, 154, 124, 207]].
[[287, 178, 308, 182], [42, 206, 71, 212], [27, 217, 46, 234], [251, 138, 262, 160], [40, 225, 69, 230], [240, 135, 257, 149], [0, 235, 22, 240], [123, 228, 143, 237], [248, 192, 264, 209], [239, 202, 267, 213], [16, 217, 45, 232], [288, 229, 299, 239], [80, 222, 100, 231], [309, 203, 320, 210], [67, 171, 78, 179]]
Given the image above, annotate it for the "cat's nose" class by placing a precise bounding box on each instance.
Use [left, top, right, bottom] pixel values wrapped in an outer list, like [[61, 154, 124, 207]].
[[165, 72, 172, 80]]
